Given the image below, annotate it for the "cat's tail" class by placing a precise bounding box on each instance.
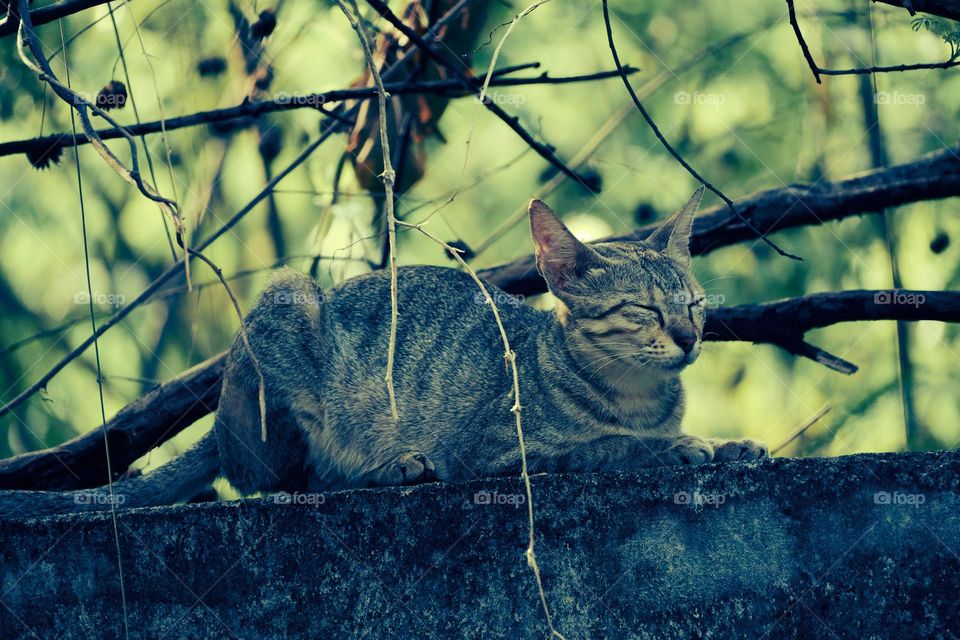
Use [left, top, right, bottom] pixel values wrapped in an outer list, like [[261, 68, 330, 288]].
[[0, 431, 220, 520]]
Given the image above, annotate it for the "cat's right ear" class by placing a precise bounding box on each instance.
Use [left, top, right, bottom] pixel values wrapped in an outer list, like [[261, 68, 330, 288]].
[[529, 199, 598, 291], [645, 186, 703, 267]]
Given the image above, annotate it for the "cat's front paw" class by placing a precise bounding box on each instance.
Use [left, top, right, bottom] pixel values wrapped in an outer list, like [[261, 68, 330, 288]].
[[710, 438, 769, 462], [659, 436, 714, 466], [387, 451, 437, 485]]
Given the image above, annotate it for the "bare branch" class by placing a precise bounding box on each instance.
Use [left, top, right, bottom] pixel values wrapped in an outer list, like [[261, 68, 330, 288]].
[[365, 0, 601, 194], [0, 0, 115, 38], [706, 289, 960, 372], [0, 353, 226, 491], [787, 0, 960, 84], [7, 289, 959, 490], [0, 69, 636, 161], [480, 144, 960, 297], [873, 0, 960, 21], [601, 0, 801, 261]]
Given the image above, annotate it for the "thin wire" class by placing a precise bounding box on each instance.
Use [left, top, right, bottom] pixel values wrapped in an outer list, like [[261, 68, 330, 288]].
[[59, 20, 131, 640]]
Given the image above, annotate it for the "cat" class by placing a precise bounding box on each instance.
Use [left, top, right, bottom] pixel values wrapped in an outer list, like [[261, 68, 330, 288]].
[[0, 188, 767, 519]]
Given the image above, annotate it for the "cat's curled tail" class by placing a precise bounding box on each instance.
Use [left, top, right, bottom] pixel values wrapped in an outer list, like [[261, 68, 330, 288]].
[[0, 431, 219, 520]]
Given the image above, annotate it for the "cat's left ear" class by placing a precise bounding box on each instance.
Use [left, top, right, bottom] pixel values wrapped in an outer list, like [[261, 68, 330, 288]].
[[646, 186, 703, 267]]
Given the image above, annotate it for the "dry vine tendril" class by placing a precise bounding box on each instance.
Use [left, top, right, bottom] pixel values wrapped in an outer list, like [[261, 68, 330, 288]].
[[336, 1, 564, 636]]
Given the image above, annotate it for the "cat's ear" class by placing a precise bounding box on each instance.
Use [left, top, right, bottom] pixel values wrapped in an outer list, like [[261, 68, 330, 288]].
[[529, 199, 598, 291], [646, 186, 703, 267]]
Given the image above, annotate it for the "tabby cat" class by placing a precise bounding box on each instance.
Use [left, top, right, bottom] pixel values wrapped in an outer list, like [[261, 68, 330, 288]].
[[0, 188, 767, 518]]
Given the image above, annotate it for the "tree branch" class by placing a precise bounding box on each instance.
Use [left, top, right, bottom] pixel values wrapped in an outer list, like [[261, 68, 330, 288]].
[[873, 0, 960, 21], [0, 353, 225, 491], [5, 289, 959, 489], [706, 290, 960, 373], [480, 144, 960, 296], [0, 0, 116, 38], [0, 69, 636, 161], [787, 0, 960, 84], [364, 0, 600, 193], [603, 0, 801, 261]]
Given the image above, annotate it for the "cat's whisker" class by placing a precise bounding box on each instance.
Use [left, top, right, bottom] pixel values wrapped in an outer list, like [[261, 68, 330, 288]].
[[577, 350, 654, 377]]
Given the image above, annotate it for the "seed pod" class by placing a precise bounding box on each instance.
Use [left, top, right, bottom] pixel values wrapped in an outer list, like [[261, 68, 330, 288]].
[[26, 141, 64, 170], [930, 231, 950, 254], [197, 57, 228, 77], [96, 80, 127, 111], [258, 127, 282, 163], [250, 9, 277, 40]]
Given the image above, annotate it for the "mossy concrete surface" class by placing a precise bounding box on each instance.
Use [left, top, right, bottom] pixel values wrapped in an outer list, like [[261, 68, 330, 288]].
[[1, 450, 958, 638]]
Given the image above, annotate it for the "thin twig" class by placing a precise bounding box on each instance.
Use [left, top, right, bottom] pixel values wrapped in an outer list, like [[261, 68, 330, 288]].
[[601, 0, 801, 261], [447, 0, 557, 222], [103, 1, 178, 260], [786, 0, 960, 84], [370, 0, 564, 640], [787, 0, 822, 82], [771, 405, 831, 455], [336, 0, 400, 422], [467, 20, 764, 257], [365, 0, 600, 193], [15, 0, 184, 243], [0, 69, 635, 160]]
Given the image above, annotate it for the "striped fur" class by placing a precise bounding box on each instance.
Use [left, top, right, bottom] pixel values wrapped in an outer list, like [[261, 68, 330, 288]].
[[0, 189, 768, 519]]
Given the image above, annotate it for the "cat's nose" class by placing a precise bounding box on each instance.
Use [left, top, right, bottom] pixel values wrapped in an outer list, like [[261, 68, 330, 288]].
[[669, 327, 698, 354]]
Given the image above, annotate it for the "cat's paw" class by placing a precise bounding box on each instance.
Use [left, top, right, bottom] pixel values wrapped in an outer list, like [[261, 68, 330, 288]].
[[710, 438, 769, 463], [385, 451, 436, 485], [659, 436, 714, 466]]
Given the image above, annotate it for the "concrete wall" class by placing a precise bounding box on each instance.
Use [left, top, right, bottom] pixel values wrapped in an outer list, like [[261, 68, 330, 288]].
[[1, 450, 958, 638]]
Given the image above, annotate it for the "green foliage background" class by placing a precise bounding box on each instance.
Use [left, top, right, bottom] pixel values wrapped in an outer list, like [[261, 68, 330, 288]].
[[0, 0, 958, 471]]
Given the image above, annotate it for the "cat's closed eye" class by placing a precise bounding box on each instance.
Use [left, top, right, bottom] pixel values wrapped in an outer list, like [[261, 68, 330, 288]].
[[624, 304, 664, 326]]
